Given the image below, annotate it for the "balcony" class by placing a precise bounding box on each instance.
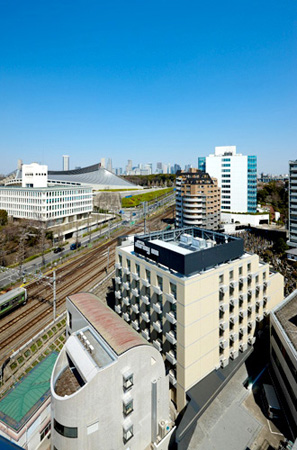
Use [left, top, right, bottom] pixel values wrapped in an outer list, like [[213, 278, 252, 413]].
[[131, 272, 140, 281], [165, 293, 176, 304], [239, 326, 247, 335], [123, 297, 130, 306], [123, 312, 130, 322], [141, 311, 150, 323], [123, 267, 130, 275], [141, 278, 150, 288], [153, 320, 162, 333], [166, 311, 177, 325], [219, 303, 228, 313], [141, 295, 150, 305], [153, 339, 162, 352], [166, 351, 177, 366], [248, 320, 255, 329], [256, 314, 263, 322], [115, 290, 121, 299], [219, 320, 228, 331], [131, 303, 139, 314], [230, 332, 238, 342], [169, 370, 177, 387], [123, 282, 130, 291], [132, 320, 139, 331], [115, 276, 121, 284], [115, 262, 122, 270], [219, 339, 228, 349], [220, 285, 228, 294], [229, 315, 238, 324], [230, 281, 238, 289], [115, 304, 121, 314], [153, 302, 162, 314], [152, 285, 162, 295], [141, 329, 150, 341], [248, 305, 255, 313], [256, 300, 263, 308], [230, 298, 238, 307], [239, 309, 247, 318], [131, 288, 139, 298], [166, 331, 177, 345]]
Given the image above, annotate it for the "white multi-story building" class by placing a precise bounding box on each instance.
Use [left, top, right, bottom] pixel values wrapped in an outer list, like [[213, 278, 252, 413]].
[[0, 163, 92, 225], [270, 290, 297, 430], [198, 146, 257, 213], [114, 227, 284, 411], [288, 160, 297, 248], [62, 155, 69, 171], [51, 293, 174, 450]]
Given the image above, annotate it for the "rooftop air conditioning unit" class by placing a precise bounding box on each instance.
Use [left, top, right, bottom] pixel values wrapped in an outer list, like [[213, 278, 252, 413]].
[[88, 344, 94, 354]]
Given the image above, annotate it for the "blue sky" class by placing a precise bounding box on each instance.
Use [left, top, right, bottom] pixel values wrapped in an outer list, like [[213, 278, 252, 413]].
[[0, 0, 296, 174]]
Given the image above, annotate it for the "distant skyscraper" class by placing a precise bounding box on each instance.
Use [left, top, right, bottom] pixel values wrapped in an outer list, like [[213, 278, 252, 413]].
[[107, 158, 112, 172], [198, 146, 257, 213], [173, 163, 181, 174], [63, 155, 69, 171], [100, 157, 106, 168], [126, 159, 133, 174]]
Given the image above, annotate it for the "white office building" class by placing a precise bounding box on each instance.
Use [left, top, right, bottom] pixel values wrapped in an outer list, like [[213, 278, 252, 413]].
[[62, 155, 69, 171], [198, 146, 257, 213], [0, 163, 92, 225], [51, 293, 174, 450]]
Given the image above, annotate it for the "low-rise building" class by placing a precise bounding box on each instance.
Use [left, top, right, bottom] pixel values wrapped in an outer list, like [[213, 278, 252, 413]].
[[114, 227, 284, 411], [51, 293, 174, 450]]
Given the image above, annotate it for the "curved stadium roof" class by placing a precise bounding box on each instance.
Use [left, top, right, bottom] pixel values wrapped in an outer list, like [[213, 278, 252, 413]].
[[4, 163, 138, 190]]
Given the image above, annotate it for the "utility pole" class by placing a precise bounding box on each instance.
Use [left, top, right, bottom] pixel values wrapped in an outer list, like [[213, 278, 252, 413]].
[[88, 212, 91, 245], [53, 270, 56, 321], [107, 247, 110, 273], [143, 201, 147, 234]]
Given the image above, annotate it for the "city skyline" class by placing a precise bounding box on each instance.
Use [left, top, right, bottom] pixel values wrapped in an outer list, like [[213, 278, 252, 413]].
[[1, 1, 296, 174]]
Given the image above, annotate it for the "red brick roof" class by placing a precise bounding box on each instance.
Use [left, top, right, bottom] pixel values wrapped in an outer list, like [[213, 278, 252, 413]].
[[67, 292, 148, 355]]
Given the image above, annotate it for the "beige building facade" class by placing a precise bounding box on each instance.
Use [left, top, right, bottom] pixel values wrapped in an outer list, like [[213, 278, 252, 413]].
[[115, 228, 284, 411], [176, 168, 220, 229]]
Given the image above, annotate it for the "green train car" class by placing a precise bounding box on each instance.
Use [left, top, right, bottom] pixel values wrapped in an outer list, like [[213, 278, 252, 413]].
[[0, 287, 27, 318]]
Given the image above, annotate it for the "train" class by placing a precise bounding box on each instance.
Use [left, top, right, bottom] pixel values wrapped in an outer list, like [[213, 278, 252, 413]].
[[0, 287, 27, 318]]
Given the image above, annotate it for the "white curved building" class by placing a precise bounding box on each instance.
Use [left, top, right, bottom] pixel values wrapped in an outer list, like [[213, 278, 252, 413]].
[[51, 293, 174, 450]]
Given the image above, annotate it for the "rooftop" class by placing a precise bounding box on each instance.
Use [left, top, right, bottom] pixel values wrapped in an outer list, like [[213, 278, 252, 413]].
[[0, 352, 57, 432], [68, 293, 148, 355], [274, 290, 297, 352], [132, 227, 244, 277]]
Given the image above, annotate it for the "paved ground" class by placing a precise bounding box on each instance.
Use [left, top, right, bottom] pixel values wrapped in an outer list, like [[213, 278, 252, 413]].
[[187, 365, 284, 450]]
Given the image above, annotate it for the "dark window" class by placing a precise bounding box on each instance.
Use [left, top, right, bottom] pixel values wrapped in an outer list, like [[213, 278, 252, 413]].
[[68, 311, 72, 329], [54, 419, 78, 438]]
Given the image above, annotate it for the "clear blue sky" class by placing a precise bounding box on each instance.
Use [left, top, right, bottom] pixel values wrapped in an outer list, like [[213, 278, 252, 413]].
[[0, 0, 296, 174]]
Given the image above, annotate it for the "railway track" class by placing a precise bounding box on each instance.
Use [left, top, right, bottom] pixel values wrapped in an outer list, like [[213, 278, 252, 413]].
[[0, 205, 175, 360]]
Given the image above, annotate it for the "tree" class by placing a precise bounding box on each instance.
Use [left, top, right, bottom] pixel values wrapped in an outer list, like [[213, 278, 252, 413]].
[[0, 209, 8, 226]]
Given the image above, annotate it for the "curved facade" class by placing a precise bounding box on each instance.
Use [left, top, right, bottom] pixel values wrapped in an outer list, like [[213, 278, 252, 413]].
[[51, 293, 173, 450], [176, 169, 220, 230]]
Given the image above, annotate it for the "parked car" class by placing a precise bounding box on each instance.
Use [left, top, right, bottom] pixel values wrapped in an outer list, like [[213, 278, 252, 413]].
[[53, 247, 64, 254], [70, 242, 81, 250]]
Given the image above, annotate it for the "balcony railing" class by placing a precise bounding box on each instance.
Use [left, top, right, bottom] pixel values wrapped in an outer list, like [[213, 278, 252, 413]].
[[131, 272, 140, 281], [153, 302, 162, 314], [141, 311, 150, 323], [165, 293, 176, 304], [115, 290, 121, 299], [115, 276, 122, 284], [166, 331, 177, 345], [153, 339, 162, 352], [115, 305, 121, 314], [141, 295, 150, 305], [123, 267, 130, 275], [132, 320, 139, 331], [166, 311, 177, 325], [169, 370, 177, 387], [131, 304, 139, 314], [166, 351, 177, 366], [115, 262, 122, 270], [152, 285, 162, 295], [153, 320, 162, 333], [123, 297, 130, 306], [123, 312, 130, 322], [141, 329, 150, 341], [132, 288, 139, 297], [123, 282, 130, 291], [141, 278, 150, 288]]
